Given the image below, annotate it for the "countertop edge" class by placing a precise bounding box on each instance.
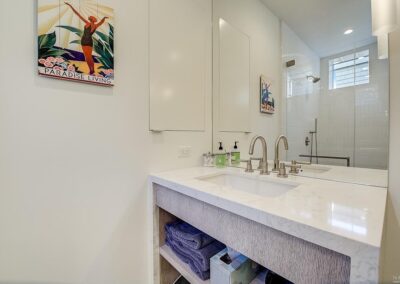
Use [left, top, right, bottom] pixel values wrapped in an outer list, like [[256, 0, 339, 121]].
[[149, 174, 383, 258]]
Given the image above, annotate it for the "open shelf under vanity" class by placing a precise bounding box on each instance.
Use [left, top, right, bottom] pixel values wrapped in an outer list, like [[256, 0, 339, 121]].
[[160, 244, 267, 284], [156, 205, 288, 284], [159, 245, 210, 284]]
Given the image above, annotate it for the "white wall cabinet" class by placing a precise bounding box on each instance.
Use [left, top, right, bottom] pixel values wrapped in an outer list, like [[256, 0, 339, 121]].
[[149, 0, 211, 131]]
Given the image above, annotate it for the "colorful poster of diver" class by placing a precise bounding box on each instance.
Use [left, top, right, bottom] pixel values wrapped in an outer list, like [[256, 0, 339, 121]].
[[37, 0, 114, 86]]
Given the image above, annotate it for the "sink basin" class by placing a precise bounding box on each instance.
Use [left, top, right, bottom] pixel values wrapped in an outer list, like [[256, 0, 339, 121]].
[[300, 165, 331, 174], [197, 174, 298, 198]]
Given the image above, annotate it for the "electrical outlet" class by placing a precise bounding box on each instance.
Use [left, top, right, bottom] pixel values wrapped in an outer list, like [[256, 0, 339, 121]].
[[179, 146, 192, 158]]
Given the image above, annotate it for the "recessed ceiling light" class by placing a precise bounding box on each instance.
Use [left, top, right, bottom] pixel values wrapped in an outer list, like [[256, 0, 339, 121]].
[[344, 29, 354, 35]]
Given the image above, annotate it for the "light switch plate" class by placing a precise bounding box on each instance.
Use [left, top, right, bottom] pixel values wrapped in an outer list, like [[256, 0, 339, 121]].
[[179, 146, 192, 158]]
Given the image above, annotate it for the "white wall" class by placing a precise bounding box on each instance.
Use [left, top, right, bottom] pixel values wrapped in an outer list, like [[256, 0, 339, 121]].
[[281, 22, 320, 163], [0, 1, 212, 284], [382, 23, 400, 282], [212, 0, 282, 158]]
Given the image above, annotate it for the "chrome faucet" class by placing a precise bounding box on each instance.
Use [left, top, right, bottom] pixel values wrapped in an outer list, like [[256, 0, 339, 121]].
[[248, 135, 269, 175], [273, 135, 289, 172]]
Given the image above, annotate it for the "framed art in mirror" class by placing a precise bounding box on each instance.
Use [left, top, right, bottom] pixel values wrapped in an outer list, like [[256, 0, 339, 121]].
[[260, 75, 275, 114]]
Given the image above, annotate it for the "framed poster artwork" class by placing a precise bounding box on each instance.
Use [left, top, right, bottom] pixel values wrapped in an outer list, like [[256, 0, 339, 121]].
[[260, 75, 275, 114], [37, 0, 114, 86]]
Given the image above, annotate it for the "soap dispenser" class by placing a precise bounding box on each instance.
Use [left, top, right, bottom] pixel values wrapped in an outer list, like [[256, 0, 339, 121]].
[[231, 141, 240, 165], [215, 142, 227, 168]]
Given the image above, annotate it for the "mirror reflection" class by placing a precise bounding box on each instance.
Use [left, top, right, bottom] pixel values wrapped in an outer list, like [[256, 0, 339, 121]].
[[212, 0, 389, 176]]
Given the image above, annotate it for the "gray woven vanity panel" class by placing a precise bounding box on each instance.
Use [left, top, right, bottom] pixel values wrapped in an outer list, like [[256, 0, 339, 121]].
[[155, 184, 351, 284]]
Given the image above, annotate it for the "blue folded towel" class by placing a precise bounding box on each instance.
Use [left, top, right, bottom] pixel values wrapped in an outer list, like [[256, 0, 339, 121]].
[[165, 221, 215, 249], [165, 221, 226, 280], [166, 235, 210, 280], [166, 233, 225, 271]]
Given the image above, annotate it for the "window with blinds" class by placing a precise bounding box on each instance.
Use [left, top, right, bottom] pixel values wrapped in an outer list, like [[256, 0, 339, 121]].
[[329, 49, 370, 90]]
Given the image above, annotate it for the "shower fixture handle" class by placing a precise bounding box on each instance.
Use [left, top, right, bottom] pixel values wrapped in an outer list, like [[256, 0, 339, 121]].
[[305, 136, 310, 146]]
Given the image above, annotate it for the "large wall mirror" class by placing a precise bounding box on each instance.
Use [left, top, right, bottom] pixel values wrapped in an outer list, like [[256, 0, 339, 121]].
[[212, 0, 389, 175], [217, 18, 251, 133]]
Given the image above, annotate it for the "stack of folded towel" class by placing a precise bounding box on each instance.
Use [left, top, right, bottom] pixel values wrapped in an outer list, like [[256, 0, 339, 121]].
[[165, 220, 226, 280]]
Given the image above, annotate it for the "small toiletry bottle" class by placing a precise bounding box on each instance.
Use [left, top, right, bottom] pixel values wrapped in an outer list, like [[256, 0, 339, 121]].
[[231, 141, 240, 165], [215, 142, 227, 168]]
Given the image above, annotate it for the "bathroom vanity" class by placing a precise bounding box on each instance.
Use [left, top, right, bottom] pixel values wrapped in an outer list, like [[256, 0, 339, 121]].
[[148, 0, 391, 281], [149, 167, 387, 284]]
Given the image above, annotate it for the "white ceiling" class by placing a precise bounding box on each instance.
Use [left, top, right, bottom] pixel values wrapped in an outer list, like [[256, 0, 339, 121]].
[[261, 0, 376, 57]]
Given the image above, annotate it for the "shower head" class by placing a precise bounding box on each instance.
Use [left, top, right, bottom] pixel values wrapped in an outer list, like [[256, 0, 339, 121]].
[[307, 75, 320, 83]]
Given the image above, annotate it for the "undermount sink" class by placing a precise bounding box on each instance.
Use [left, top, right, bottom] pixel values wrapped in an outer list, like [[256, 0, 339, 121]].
[[197, 173, 298, 198], [300, 165, 331, 174]]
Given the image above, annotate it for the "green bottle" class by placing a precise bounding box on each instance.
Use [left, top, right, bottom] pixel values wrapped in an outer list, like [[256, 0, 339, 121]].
[[215, 142, 227, 168], [231, 141, 240, 165]]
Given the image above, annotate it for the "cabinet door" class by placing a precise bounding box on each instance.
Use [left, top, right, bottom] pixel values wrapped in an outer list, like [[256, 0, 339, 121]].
[[150, 0, 211, 131]]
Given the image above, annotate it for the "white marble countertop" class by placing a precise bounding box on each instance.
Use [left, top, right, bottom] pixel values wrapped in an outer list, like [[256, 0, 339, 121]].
[[150, 166, 388, 282], [150, 166, 387, 248]]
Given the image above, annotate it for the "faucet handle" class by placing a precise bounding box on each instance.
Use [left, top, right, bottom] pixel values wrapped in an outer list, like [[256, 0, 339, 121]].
[[277, 163, 288, 178], [250, 157, 263, 170], [240, 159, 254, 173], [288, 160, 302, 174]]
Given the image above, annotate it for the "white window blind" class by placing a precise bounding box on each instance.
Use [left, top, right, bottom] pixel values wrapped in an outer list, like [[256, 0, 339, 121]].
[[329, 49, 370, 90]]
